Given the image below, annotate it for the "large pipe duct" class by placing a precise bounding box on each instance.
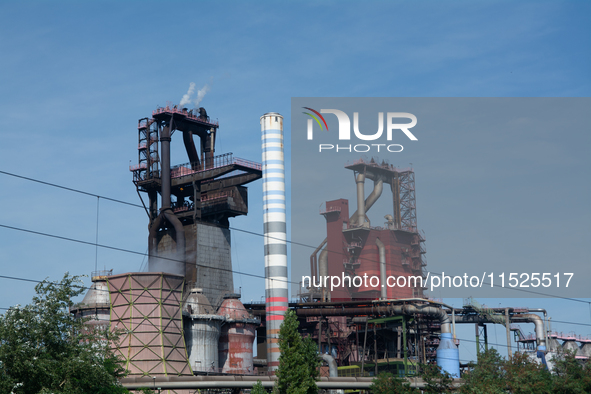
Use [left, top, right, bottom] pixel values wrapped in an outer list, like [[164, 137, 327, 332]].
[[261, 112, 288, 371], [121, 376, 461, 390], [375, 238, 387, 300], [511, 314, 547, 352], [321, 354, 344, 394], [364, 177, 383, 212], [321, 353, 338, 378], [355, 173, 366, 226], [350, 176, 383, 226], [454, 313, 546, 351], [319, 248, 328, 279], [319, 247, 328, 301], [528, 308, 549, 351], [148, 115, 186, 275], [182, 130, 200, 169], [454, 312, 547, 364]]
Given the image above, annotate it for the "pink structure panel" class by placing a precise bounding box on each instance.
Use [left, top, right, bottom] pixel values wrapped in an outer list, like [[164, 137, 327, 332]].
[[107, 272, 192, 378]]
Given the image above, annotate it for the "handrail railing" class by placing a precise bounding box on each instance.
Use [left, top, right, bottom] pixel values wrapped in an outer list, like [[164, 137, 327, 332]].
[[152, 106, 219, 127], [170, 153, 262, 179]]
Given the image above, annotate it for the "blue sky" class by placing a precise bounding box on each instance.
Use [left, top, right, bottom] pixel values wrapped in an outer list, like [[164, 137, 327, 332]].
[[0, 0, 589, 362]]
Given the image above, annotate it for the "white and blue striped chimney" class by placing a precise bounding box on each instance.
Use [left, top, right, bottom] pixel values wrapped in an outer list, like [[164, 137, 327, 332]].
[[260, 112, 288, 371]]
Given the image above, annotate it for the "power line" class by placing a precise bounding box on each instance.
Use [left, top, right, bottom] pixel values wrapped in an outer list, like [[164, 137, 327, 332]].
[[548, 320, 591, 328], [3, 218, 589, 306], [0, 223, 296, 286], [0, 170, 142, 208], [1, 169, 590, 304]]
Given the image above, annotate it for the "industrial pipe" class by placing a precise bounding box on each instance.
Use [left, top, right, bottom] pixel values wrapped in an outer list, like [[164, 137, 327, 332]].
[[454, 313, 546, 351], [528, 308, 548, 352], [355, 173, 366, 226], [182, 130, 200, 169], [375, 238, 387, 300], [511, 313, 547, 351], [454, 311, 547, 365], [310, 238, 326, 281], [365, 177, 383, 212], [319, 248, 328, 279], [321, 353, 338, 378], [319, 247, 328, 301], [120, 377, 461, 390], [147, 115, 186, 275], [320, 354, 344, 394], [350, 176, 383, 226]]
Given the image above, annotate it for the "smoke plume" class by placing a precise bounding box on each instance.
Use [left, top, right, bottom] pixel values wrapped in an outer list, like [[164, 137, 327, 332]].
[[179, 79, 213, 108], [193, 81, 211, 107], [179, 82, 196, 108]]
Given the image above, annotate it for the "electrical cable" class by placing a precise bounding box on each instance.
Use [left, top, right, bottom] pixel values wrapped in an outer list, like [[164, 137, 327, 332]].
[[1, 169, 590, 305], [2, 219, 589, 306], [0, 223, 294, 285], [0, 170, 142, 208]]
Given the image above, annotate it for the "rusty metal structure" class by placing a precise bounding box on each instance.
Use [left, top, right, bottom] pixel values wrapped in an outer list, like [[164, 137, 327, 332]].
[[130, 104, 262, 307], [307, 158, 426, 302], [251, 159, 455, 377], [217, 294, 259, 374]]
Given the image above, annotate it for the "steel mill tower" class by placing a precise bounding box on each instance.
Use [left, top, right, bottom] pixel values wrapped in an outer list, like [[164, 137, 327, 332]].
[[130, 105, 262, 307]]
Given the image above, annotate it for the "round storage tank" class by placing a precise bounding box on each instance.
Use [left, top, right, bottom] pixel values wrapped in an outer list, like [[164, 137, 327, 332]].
[[217, 294, 260, 374], [183, 288, 224, 373], [70, 272, 111, 331]]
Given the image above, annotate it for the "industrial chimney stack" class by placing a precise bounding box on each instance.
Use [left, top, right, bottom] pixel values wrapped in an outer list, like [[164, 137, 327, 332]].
[[260, 113, 288, 371]]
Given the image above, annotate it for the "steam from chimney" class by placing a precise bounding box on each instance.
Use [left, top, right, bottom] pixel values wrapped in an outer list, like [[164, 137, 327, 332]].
[[179, 79, 212, 108], [193, 82, 210, 107], [180, 82, 196, 107]]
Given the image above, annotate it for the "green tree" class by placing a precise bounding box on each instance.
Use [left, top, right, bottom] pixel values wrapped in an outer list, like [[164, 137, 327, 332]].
[[251, 380, 268, 394], [420, 363, 454, 394], [551, 350, 591, 394], [369, 371, 418, 394], [503, 352, 552, 394], [459, 349, 506, 394], [0, 273, 128, 394], [275, 309, 319, 394]]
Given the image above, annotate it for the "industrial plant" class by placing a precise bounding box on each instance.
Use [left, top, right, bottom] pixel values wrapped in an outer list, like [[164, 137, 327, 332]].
[[69, 104, 590, 392]]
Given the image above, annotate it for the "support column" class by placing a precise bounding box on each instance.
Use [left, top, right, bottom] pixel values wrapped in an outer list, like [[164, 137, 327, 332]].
[[505, 308, 512, 359]]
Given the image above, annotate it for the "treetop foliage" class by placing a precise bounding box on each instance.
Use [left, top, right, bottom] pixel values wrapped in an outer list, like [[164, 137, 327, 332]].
[[275, 309, 319, 394], [0, 273, 128, 394], [370, 348, 591, 393]]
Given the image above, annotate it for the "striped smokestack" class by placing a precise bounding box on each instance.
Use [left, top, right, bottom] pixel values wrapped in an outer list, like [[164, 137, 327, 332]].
[[260, 112, 288, 371]]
